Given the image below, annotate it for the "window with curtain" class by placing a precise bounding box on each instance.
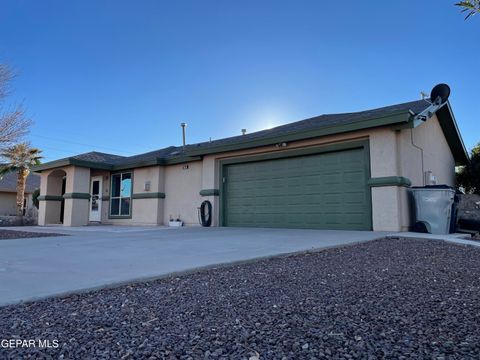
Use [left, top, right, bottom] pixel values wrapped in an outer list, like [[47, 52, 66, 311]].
[[110, 172, 132, 216]]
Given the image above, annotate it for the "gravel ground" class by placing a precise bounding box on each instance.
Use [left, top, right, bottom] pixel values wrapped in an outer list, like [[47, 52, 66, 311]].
[[0, 237, 479, 359], [0, 229, 65, 240]]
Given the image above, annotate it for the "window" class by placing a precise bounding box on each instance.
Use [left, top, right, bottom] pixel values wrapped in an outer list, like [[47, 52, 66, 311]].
[[110, 172, 132, 217]]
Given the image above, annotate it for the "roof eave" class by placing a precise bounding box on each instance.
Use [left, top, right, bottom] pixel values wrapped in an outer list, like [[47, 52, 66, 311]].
[[435, 101, 469, 166], [32, 158, 114, 172], [32, 155, 204, 173]]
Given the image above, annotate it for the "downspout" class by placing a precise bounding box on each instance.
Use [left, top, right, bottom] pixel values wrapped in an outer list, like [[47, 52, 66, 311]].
[[410, 127, 425, 186]]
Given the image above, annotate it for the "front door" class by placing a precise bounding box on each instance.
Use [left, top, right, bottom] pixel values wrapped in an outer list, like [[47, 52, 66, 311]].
[[89, 176, 102, 222]]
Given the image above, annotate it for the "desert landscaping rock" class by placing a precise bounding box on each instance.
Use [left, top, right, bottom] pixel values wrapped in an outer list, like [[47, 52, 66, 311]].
[[0, 229, 65, 240], [0, 238, 479, 359]]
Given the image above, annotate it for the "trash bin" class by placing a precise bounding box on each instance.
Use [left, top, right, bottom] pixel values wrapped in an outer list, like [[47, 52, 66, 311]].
[[411, 185, 456, 234]]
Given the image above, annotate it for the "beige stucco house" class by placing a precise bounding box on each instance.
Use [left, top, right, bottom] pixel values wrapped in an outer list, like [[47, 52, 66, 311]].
[[33, 98, 467, 231], [0, 172, 39, 216]]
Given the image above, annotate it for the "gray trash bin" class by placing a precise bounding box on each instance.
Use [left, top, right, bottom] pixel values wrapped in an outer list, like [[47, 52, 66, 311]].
[[411, 186, 456, 234]]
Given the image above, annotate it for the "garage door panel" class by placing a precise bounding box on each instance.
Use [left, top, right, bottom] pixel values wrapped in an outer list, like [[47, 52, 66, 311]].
[[223, 147, 371, 230]]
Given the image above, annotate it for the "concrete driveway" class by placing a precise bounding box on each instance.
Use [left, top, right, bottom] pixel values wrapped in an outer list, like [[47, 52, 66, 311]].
[[0, 226, 386, 306]]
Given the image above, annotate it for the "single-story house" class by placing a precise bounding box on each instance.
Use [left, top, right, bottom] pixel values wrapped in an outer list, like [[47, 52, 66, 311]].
[[0, 172, 40, 216], [33, 98, 468, 231]]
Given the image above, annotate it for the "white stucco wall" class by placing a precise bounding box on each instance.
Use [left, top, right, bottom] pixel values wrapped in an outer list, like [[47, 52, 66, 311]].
[[164, 161, 203, 225], [398, 114, 455, 187]]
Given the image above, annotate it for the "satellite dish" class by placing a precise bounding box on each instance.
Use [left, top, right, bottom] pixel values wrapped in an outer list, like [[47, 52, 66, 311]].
[[430, 83, 450, 105], [413, 83, 451, 124]]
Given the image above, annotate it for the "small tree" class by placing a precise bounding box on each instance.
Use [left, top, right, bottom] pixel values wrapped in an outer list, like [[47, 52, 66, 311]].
[[456, 143, 480, 194], [0, 143, 42, 217], [456, 0, 480, 19], [0, 64, 32, 151]]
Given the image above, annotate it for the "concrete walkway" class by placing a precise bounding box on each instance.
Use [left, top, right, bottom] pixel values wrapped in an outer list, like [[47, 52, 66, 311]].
[[0, 227, 386, 306]]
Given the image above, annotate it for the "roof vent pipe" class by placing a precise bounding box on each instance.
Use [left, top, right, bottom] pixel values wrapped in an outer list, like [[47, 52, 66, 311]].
[[241, 129, 247, 135], [181, 122, 187, 150]]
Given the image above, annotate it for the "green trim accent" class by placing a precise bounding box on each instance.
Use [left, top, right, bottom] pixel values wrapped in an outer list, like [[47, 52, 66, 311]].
[[108, 215, 132, 219], [200, 189, 219, 196], [219, 139, 372, 230], [190, 113, 409, 157], [368, 176, 412, 187], [38, 195, 63, 201], [132, 192, 165, 199], [63, 192, 91, 199], [219, 140, 368, 166]]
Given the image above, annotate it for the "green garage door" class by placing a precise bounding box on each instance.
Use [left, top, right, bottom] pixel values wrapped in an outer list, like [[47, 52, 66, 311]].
[[222, 147, 371, 230]]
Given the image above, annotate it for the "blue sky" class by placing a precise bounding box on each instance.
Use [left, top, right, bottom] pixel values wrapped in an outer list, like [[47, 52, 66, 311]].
[[0, 0, 478, 161]]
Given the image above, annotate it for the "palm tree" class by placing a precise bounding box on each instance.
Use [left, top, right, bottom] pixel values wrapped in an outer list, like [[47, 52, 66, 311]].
[[456, 0, 480, 19], [0, 143, 42, 217]]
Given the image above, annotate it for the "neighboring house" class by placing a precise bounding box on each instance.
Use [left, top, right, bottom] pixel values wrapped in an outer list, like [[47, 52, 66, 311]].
[[0, 172, 40, 216], [33, 99, 468, 231]]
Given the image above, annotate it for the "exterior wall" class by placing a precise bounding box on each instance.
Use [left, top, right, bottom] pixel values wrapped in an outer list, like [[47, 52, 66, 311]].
[[38, 200, 61, 225], [371, 186, 413, 231], [201, 156, 220, 226], [0, 192, 35, 216], [63, 166, 90, 226], [38, 168, 65, 225], [398, 114, 455, 187], [131, 166, 165, 225], [164, 161, 203, 225], [0, 193, 17, 216]]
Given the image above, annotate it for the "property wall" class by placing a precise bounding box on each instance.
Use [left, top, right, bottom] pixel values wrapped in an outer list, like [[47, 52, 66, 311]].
[[164, 161, 203, 225]]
